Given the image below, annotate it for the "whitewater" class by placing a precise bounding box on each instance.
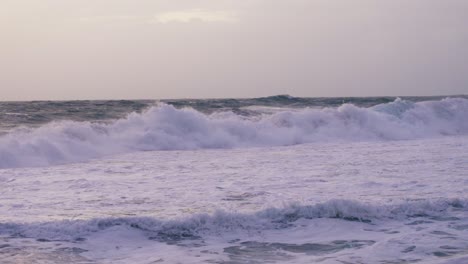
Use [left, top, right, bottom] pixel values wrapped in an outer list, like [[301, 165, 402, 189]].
[[0, 96, 467, 263]]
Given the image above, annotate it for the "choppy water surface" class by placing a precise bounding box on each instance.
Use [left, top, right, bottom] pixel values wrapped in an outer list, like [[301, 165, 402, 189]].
[[0, 95, 467, 263], [1, 95, 463, 132]]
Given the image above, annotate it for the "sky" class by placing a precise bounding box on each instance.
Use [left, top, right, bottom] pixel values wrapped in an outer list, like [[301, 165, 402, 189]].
[[1, 0, 468, 101]]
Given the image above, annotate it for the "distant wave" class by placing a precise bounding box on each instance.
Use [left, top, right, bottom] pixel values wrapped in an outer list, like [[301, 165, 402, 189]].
[[1, 98, 468, 169], [0, 198, 465, 241]]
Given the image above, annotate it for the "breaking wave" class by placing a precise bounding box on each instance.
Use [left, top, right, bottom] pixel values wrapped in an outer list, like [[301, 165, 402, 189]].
[[1, 98, 468, 168], [0, 198, 466, 241]]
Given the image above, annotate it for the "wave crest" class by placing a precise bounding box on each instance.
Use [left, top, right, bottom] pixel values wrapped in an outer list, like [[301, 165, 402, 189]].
[[1, 198, 465, 241], [1, 98, 467, 168]]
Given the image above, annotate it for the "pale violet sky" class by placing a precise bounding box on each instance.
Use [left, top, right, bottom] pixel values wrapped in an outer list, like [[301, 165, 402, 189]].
[[1, 0, 468, 100]]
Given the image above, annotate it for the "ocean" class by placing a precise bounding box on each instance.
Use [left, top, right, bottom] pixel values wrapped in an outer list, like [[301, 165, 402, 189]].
[[0, 95, 467, 263]]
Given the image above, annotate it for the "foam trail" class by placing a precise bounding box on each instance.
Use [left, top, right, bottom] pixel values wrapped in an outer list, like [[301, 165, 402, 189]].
[[0, 198, 465, 241], [1, 98, 467, 168]]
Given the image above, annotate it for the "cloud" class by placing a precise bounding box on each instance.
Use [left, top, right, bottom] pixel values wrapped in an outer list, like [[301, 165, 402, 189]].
[[151, 9, 237, 24]]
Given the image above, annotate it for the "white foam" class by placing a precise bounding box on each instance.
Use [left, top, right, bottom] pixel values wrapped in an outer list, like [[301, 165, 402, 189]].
[[0, 198, 465, 241], [1, 132, 467, 263], [1, 98, 467, 168]]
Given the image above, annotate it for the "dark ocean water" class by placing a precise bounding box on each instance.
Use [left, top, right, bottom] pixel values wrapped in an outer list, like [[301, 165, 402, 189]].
[[1, 95, 464, 132]]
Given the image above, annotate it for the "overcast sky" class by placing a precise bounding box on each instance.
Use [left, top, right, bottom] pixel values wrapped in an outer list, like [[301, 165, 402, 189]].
[[1, 0, 468, 100]]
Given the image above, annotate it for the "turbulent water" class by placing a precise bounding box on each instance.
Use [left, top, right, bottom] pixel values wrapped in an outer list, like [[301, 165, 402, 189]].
[[0, 95, 468, 263]]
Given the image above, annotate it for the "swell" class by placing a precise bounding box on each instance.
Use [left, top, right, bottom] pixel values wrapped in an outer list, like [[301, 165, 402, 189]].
[[0, 198, 466, 241], [1, 98, 468, 169]]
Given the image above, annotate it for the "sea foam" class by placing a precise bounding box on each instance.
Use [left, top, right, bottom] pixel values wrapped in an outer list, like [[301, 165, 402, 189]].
[[1, 98, 467, 168], [0, 198, 465, 241]]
